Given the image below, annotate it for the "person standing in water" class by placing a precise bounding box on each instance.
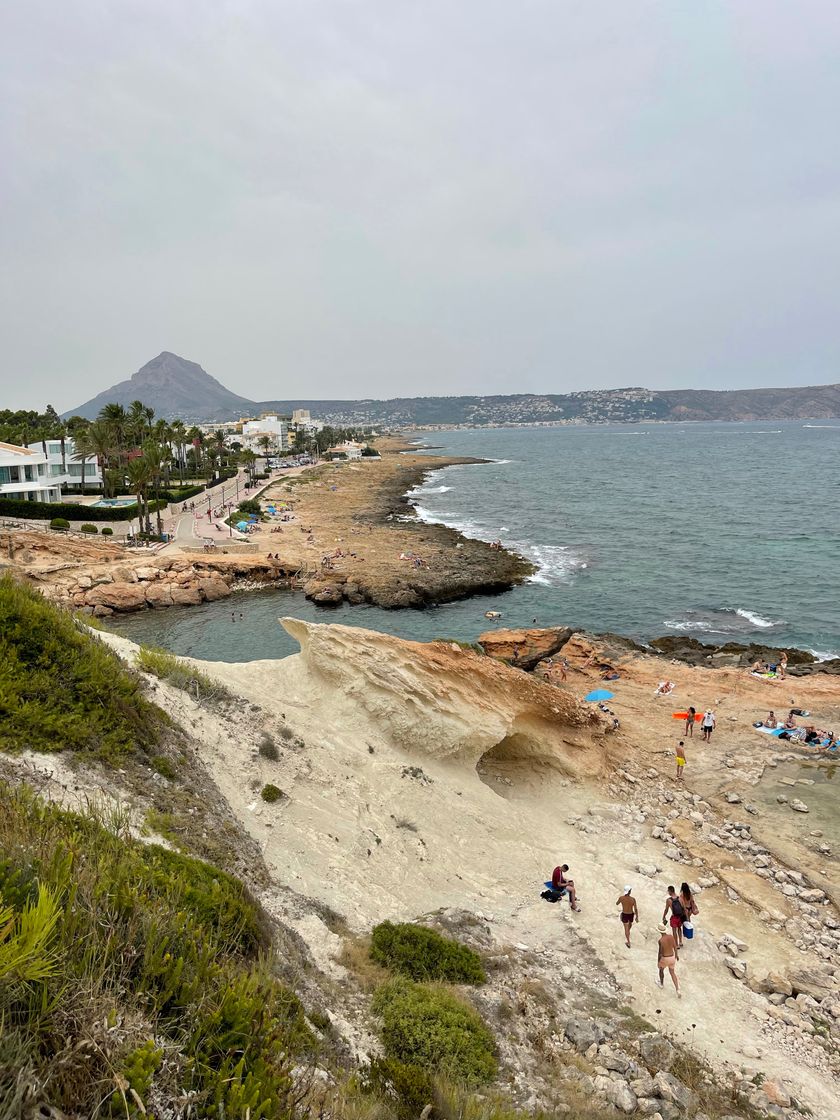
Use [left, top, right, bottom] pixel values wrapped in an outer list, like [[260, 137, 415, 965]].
[[656, 923, 681, 996], [675, 740, 687, 781], [616, 886, 638, 947]]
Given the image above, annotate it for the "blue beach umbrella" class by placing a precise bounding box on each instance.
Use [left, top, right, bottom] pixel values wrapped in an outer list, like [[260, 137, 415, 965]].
[[236, 521, 248, 531], [585, 689, 614, 702]]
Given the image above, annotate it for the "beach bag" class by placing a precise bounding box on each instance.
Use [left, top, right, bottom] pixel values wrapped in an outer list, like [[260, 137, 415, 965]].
[[683, 921, 694, 940]]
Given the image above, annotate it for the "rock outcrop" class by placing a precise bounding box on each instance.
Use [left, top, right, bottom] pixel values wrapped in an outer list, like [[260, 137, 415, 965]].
[[277, 618, 610, 776], [1, 530, 292, 615], [478, 627, 574, 670]]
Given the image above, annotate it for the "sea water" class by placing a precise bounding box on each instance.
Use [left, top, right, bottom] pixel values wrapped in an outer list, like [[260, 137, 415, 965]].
[[110, 421, 840, 662]]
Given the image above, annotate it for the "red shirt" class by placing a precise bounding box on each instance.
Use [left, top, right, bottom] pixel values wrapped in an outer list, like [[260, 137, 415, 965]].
[[552, 866, 567, 889]]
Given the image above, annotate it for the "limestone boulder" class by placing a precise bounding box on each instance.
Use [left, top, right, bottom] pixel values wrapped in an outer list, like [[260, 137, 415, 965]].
[[639, 1033, 674, 1072], [197, 577, 231, 602], [170, 585, 203, 606], [85, 583, 148, 611], [788, 966, 837, 1000], [144, 584, 175, 608], [478, 626, 574, 670]]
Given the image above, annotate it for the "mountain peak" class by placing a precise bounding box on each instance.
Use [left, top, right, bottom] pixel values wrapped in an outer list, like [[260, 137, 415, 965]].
[[67, 353, 257, 422]]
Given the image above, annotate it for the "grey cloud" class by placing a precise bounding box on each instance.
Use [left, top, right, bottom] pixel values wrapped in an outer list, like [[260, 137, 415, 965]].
[[2, 0, 839, 410]]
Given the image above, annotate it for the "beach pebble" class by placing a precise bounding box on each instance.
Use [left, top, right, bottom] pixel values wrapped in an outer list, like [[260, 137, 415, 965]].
[[790, 799, 809, 813]]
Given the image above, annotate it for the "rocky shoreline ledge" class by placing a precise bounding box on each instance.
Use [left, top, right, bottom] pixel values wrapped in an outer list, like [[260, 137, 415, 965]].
[[0, 530, 294, 615]]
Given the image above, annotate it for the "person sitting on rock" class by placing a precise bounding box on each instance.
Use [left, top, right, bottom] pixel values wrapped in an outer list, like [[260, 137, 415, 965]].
[[764, 711, 778, 728], [551, 864, 581, 912]]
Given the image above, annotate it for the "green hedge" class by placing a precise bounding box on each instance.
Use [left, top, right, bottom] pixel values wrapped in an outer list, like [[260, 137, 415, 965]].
[[0, 498, 164, 522]]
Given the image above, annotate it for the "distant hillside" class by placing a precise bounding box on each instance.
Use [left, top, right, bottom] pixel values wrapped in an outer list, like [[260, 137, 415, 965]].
[[66, 352, 254, 421], [66, 352, 840, 425]]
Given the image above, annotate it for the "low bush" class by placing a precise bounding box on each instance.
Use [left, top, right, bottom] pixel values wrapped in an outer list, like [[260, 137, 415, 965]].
[[261, 783, 284, 803], [370, 922, 486, 984], [0, 577, 166, 757], [49, 517, 70, 531], [364, 1057, 434, 1120], [80, 523, 98, 534], [372, 979, 497, 1087], [0, 784, 311, 1117], [136, 646, 232, 703], [237, 498, 262, 516], [101, 526, 113, 536]]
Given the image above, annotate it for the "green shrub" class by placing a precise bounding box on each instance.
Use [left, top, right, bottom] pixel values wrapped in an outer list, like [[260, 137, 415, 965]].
[[150, 753, 178, 780], [364, 1057, 434, 1120], [0, 784, 309, 1116], [0, 577, 166, 757], [49, 517, 70, 531], [370, 922, 486, 985], [80, 523, 98, 534], [372, 979, 496, 1087], [136, 646, 232, 703], [261, 783, 284, 803], [237, 498, 262, 516], [101, 526, 114, 535]]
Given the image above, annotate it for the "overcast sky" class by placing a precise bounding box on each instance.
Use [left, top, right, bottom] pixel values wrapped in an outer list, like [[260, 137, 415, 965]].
[[3, 1, 840, 410]]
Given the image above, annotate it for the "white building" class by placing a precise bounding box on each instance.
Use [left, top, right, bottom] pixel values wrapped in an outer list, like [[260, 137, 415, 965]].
[[326, 440, 364, 461], [240, 414, 289, 452], [0, 443, 63, 503], [28, 437, 102, 493]]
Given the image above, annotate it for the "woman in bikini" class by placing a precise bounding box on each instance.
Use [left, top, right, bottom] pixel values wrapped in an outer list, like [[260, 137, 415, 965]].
[[656, 923, 681, 996]]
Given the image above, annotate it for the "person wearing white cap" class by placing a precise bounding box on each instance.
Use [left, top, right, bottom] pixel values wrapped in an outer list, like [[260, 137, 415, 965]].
[[616, 885, 639, 947]]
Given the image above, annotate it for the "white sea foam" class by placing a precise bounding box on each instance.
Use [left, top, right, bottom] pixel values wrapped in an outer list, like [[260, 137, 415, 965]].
[[489, 458, 513, 464], [735, 608, 778, 629], [810, 649, 840, 662], [663, 619, 717, 633], [522, 544, 587, 586], [803, 424, 840, 429]]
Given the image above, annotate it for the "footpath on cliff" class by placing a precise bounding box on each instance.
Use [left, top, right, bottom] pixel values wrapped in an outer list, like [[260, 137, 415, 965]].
[[16, 616, 828, 1120]]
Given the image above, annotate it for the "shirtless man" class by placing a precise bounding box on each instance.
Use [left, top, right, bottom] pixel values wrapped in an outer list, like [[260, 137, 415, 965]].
[[675, 740, 687, 781], [616, 886, 638, 947], [551, 864, 581, 912], [656, 923, 681, 996]]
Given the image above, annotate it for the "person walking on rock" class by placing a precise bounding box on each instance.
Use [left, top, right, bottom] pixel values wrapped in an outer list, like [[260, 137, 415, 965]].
[[656, 923, 681, 996], [616, 886, 638, 947], [663, 885, 686, 948], [701, 709, 716, 743], [675, 740, 687, 781]]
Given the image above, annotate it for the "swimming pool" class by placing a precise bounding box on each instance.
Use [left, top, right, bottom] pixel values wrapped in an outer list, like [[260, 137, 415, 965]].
[[90, 498, 137, 508]]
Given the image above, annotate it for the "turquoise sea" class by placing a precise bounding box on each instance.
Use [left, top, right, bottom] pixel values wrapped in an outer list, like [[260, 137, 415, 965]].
[[110, 421, 840, 662]]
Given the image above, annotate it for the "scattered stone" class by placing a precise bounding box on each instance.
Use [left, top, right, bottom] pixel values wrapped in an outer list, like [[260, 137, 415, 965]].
[[790, 799, 809, 813], [565, 1017, 606, 1052], [639, 1033, 674, 1072]]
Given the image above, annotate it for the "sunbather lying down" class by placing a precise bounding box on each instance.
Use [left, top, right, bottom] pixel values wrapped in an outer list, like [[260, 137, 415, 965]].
[[655, 680, 675, 696]]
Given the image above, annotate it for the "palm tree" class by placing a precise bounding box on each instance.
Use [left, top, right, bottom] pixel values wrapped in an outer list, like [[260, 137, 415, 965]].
[[214, 429, 227, 470], [187, 427, 204, 477], [258, 434, 272, 459], [70, 425, 94, 494], [86, 419, 116, 497], [99, 404, 128, 455], [240, 449, 257, 487], [169, 420, 187, 484], [142, 442, 166, 537], [125, 456, 153, 535]]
